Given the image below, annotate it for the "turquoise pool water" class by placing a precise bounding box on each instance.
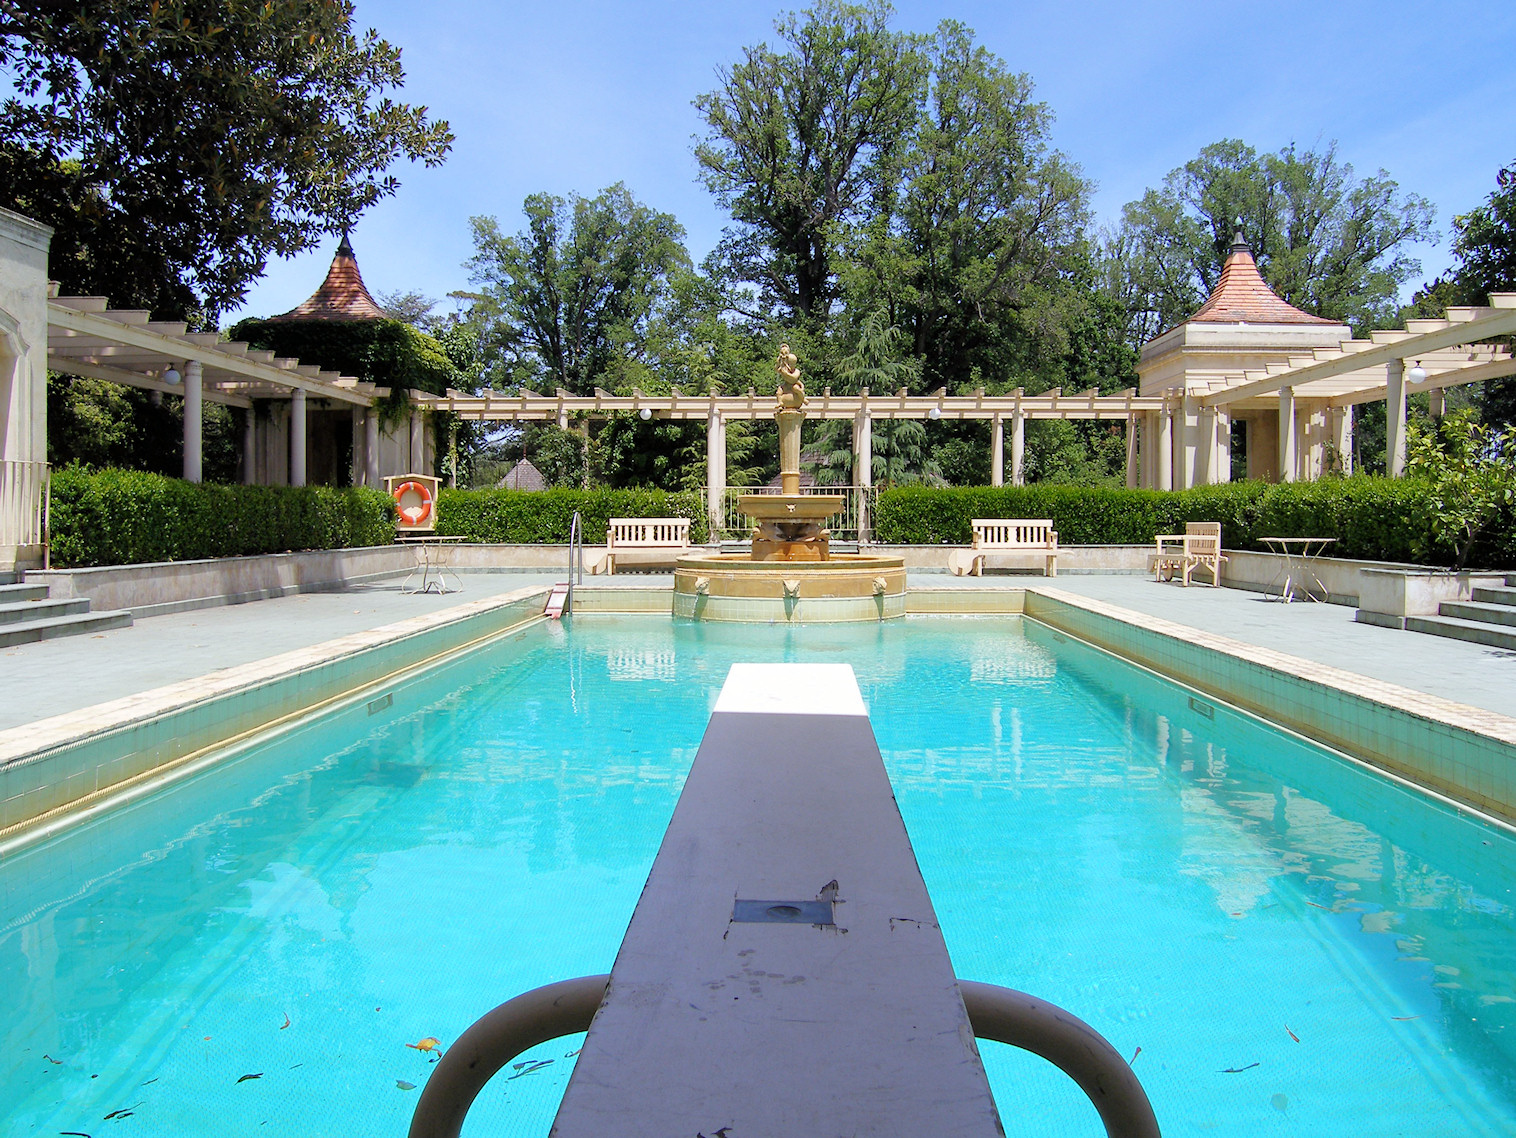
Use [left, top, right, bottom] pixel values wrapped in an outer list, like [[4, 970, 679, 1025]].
[[2, 614, 1514, 1136]]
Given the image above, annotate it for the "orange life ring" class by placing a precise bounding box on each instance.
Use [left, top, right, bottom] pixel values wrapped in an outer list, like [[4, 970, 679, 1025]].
[[393, 480, 433, 525]]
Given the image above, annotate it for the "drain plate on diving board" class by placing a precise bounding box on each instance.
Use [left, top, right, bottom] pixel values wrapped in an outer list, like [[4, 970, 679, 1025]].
[[732, 899, 834, 925]]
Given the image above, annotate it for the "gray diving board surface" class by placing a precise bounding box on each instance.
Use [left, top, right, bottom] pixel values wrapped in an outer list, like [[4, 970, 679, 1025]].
[[550, 663, 1003, 1137]]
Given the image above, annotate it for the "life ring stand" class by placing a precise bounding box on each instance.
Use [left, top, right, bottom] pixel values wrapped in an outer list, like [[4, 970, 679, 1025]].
[[393, 480, 434, 526]]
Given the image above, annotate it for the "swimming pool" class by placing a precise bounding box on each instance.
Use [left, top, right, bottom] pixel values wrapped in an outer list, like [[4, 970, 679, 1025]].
[[2, 614, 1513, 1135]]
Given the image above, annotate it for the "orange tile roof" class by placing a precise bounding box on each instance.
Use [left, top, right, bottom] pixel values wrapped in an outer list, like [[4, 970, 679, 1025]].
[[1187, 233, 1336, 326], [267, 233, 390, 322]]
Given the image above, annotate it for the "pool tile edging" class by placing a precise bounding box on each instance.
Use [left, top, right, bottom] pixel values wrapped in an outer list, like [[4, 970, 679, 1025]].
[[0, 586, 551, 839], [1022, 585, 1516, 823]]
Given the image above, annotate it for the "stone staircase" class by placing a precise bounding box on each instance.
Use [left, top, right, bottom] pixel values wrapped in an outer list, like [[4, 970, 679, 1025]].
[[1406, 576, 1516, 650], [0, 575, 133, 647]]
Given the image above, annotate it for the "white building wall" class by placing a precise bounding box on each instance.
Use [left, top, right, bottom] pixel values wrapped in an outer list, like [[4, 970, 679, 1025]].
[[0, 207, 53, 467]]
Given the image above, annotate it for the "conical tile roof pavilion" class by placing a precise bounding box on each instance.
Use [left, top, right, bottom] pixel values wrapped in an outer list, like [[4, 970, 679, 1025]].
[[1187, 229, 1335, 325], [267, 233, 390, 322]]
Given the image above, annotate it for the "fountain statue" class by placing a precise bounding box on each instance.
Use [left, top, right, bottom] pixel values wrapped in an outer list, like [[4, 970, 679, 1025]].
[[673, 344, 906, 621]]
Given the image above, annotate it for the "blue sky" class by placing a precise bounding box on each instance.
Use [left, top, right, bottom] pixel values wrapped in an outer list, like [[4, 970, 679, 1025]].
[[228, 0, 1516, 325]]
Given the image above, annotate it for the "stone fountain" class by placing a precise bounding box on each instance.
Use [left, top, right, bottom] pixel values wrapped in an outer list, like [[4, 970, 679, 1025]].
[[673, 344, 906, 622]]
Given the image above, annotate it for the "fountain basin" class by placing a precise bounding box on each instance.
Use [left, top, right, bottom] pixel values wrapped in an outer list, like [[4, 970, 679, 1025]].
[[674, 553, 907, 623]]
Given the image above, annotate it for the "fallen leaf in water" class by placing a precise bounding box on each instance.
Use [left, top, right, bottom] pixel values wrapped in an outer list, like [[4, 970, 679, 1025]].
[[43, 1053, 62, 1064], [140, 1078, 158, 1086], [280, 1014, 290, 1030], [1221, 1062, 1260, 1073], [1305, 901, 1331, 910], [237, 1073, 263, 1084], [1271, 1093, 1289, 1112], [1285, 1025, 1299, 1043], [1129, 1046, 1142, 1064], [396, 1080, 416, 1091], [406, 1037, 443, 1054], [1391, 1015, 1420, 1021]]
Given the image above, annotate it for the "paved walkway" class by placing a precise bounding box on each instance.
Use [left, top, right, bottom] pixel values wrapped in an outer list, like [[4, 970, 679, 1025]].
[[3, 570, 1512, 730]]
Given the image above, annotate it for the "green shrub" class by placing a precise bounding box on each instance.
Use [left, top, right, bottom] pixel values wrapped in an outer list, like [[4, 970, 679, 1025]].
[[872, 476, 1514, 567], [48, 467, 395, 567], [434, 487, 708, 544]]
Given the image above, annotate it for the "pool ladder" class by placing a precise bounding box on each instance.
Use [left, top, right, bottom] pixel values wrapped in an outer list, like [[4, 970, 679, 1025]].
[[544, 512, 584, 619]]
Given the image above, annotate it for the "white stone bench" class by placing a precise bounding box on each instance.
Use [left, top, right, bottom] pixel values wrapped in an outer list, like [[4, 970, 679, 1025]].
[[1150, 521, 1227, 587], [947, 519, 1058, 577], [604, 517, 691, 574]]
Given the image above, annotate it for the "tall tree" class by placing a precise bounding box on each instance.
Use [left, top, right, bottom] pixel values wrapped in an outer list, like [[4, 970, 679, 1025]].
[[1110, 140, 1436, 342], [1438, 159, 1516, 425], [694, 0, 926, 325], [466, 184, 691, 394], [867, 21, 1093, 392], [0, 0, 451, 319]]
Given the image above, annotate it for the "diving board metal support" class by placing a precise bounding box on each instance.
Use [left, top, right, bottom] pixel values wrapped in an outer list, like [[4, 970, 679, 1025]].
[[409, 663, 1160, 1137]]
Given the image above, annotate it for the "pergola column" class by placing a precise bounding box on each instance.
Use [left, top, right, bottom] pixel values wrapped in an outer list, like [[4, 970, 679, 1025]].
[[243, 407, 258, 485], [1156, 405, 1173, 491], [853, 408, 873, 542], [706, 409, 726, 538], [1428, 387, 1445, 421], [351, 406, 366, 486], [1386, 359, 1407, 476], [1010, 412, 1025, 486], [1212, 407, 1231, 484], [1278, 386, 1296, 482], [182, 360, 202, 483], [409, 408, 425, 473], [1332, 404, 1353, 474], [364, 407, 380, 487], [991, 414, 1004, 487], [1124, 416, 1139, 489], [289, 388, 307, 487]]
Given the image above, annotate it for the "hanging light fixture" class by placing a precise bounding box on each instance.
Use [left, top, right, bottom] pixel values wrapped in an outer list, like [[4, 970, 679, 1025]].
[[162, 365, 182, 385], [639, 407, 652, 421], [1407, 360, 1427, 385], [927, 406, 942, 420]]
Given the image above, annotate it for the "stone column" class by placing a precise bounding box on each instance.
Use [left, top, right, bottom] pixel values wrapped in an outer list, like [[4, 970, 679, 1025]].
[[1278, 386, 1296, 482], [449, 420, 459, 488], [243, 407, 258, 485], [1428, 387, 1445, 421], [991, 414, 1004, 487], [1156, 405, 1173, 491], [853, 408, 872, 541], [1124, 416, 1140, 489], [1010, 412, 1026, 486], [182, 360, 202, 483], [706, 409, 726, 538], [1213, 408, 1231, 484], [351, 406, 365, 486], [1332, 404, 1353, 475], [1179, 391, 1201, 489], [364, 407, 380, 487], [408, 409, 425, 473], [1386, 359, 1407, 477], [289, 387, 307, 487]]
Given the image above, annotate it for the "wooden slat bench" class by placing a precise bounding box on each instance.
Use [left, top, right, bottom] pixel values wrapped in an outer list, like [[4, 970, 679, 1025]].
[[1150, 521, 1226, 587], [947, 518, 1058, 577], [603, 517, 692, 574]]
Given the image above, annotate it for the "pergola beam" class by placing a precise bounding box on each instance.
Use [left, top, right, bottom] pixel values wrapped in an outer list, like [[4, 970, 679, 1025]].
[[1201, 294, 1516, 407]]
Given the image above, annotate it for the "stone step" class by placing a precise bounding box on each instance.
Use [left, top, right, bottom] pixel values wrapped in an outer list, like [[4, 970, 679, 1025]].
[[0, 609, 134, 648], [0, 597, 90, 626], [0, 582, 50, 603], [1406, 613, 1516, 651], [1439, 600, 1516, 627], [1472, 584, 1516, 606]]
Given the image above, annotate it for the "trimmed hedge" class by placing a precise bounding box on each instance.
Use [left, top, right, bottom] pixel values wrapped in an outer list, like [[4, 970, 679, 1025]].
[[434, 487, 709, 545], [49, 467, 396, 568], [874, 477, 1516, 568]]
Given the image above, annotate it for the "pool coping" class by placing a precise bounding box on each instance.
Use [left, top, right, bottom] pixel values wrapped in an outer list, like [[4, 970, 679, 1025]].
[[0, 584, 553, 850], [1021, 585, 1516, 825]]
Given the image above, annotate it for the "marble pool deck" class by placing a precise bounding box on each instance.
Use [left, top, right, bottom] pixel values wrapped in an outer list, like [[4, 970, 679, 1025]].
[[1, 569, 1513, 733]]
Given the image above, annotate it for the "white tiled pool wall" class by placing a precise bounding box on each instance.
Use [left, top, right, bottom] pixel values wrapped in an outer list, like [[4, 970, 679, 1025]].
[[0, 590, 549, 837], [1022, 589, 1516, 825]]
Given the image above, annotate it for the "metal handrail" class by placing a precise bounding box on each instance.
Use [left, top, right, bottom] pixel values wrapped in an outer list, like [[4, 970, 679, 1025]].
[[408, 974, 607, 1138], [567, 510, 583, 611], [407, 975, 1160, 1138], [959, 980, 1161, 1138]]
